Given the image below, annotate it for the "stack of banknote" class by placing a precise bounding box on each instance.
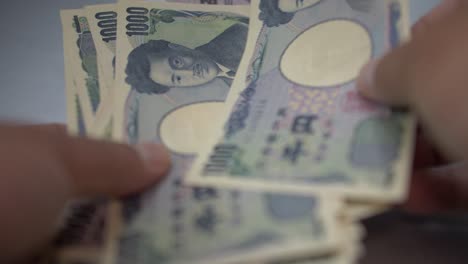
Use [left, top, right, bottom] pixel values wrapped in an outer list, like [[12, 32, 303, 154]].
[[55, 0, 415, 263]]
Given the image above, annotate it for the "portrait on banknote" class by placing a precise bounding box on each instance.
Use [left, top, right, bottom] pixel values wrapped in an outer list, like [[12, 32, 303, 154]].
[[119, 7, 249, 145], [125, 23, 247, 94]]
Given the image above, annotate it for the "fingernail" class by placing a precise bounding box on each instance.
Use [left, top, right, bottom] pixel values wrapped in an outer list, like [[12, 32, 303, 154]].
[[356, 59, 379, 95], [135, 143, 172, 177]]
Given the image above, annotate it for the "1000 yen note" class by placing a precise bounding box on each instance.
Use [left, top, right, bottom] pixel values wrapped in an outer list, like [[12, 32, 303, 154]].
[[112, 1, 252, 140], [110, 2, 340, 263], [49, 192, 122, 264], [61, 9, 104, 129], [62, 29, 87, 136], [274, 223, 363, 264], [187, 0, 416, 203], [115, 192, 341, 264], [86, 4, 119, 138], [86, 5, 117, 97], [59, 10, 119, 257]]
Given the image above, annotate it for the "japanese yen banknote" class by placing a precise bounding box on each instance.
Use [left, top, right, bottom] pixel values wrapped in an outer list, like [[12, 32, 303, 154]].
[[56, 0, 416, 263], [186, 0, 415, 203], [86, 4, 117, 99], [61, 10, 104, 130], [109, 1, 343, 263]]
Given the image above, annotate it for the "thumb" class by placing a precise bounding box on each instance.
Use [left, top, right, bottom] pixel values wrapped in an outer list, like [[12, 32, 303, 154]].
[[59, 137, 171, 197], [0, 124, 171, 262], [355, 43, 414, 106], [356, 6, 468, 160], [356, 1, 467, 107], [2, 124, 172, 198]]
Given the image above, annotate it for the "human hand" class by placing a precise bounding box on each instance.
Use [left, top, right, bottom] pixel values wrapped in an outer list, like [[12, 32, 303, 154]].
[[0, 124, 171, 263], [357, 0, 468, 213]]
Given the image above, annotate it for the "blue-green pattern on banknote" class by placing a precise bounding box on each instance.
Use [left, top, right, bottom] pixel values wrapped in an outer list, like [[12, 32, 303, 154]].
[[74, 15, 101, 113], [117, 4, 337, 263], [95, 8, 118, 78], [190, 0, 414, 201], [75, 95, 87, 136]]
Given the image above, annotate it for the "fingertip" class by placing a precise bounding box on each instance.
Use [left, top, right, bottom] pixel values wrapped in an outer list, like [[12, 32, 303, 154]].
[[356, 59, 379, 99], [134, 143, 172, 186], [62, 138, 172, 198]]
